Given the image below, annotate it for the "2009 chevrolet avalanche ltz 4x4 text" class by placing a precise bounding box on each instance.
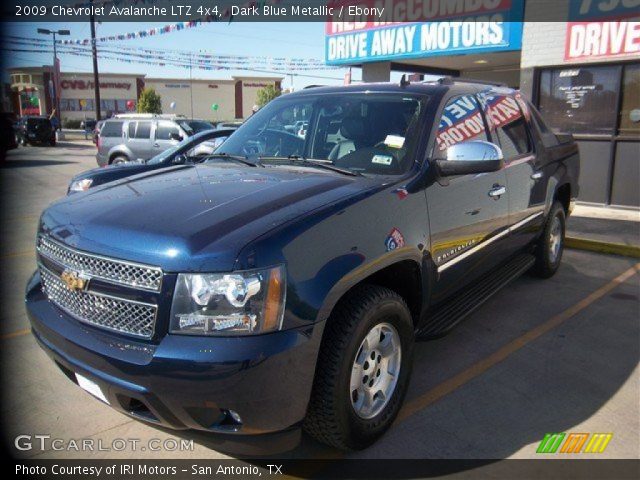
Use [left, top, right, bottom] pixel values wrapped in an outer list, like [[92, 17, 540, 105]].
[[26, 78, 579, 450]]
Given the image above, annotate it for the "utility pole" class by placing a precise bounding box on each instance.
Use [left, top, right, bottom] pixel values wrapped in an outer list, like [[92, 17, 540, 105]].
[[189, 53, 194, 119], [37, 28, 69, 123], [90, 0, 101, 120]]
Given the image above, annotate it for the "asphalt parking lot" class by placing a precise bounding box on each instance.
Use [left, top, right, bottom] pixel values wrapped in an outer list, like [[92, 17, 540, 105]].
[[1, 140, 638, 461]]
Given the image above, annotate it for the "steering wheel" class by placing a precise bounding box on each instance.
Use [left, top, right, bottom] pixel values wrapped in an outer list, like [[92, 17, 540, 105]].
[[242, 129, 304, 158]]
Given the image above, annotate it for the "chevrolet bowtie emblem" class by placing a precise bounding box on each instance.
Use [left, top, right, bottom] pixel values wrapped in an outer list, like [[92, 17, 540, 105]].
[[60, 270, 89, 292]]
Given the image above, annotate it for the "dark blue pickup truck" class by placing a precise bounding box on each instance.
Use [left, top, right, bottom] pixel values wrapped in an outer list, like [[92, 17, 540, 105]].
[[26, 79, 579, 451]]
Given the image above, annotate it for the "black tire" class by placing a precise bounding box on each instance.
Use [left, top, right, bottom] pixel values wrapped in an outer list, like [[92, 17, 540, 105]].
[[531, 201, 566, 279], [111, 156, 128, 165], [304, 285, 414, 450]]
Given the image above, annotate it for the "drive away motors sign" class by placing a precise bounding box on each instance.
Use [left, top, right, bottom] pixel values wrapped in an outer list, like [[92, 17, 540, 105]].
[[325, 0, 524, 65], [565, 0, 639, 60]]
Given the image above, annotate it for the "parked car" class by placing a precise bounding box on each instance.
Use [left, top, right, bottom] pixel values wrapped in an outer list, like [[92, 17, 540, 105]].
[[92, 120, 105, 145], [15, 116, 56, 146], [80, 119, 97, 140], [68, 129, 235, 193], [96, 115, 215, 166], [26, 79, 579, 451], [216, 121, 242, 131], [0, 112, 18, 162]]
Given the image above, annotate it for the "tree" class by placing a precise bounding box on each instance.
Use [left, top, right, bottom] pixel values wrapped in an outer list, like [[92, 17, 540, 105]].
[[256, 84, 281, 107], [137, 87, 162, 114]]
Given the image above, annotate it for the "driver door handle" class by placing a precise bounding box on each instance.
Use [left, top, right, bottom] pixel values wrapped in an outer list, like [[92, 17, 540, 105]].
[[488, 185, 507, 198]]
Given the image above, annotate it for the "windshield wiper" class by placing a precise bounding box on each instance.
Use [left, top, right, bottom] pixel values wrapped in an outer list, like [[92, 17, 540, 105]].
[[203, 153, 263, 168], [258, 155, 362, 177]]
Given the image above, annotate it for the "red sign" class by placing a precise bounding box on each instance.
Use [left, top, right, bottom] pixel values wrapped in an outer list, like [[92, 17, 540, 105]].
[[60, 80, 132, 90], [325, 0, 513, 35], [565, 21, 640, 60]]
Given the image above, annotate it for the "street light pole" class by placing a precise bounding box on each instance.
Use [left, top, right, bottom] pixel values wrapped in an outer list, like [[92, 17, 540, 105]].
[[90, 0, 101, 121], [37, 28, 69, 125]]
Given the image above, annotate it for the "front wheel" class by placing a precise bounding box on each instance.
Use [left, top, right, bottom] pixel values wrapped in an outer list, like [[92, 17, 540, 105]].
[[111, 156, 128, 165], [304, 285, 414, 450], [531, 201, 566, 278]]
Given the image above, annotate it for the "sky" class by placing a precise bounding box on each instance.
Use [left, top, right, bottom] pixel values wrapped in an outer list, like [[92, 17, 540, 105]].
[[3, 21, 380, 89]]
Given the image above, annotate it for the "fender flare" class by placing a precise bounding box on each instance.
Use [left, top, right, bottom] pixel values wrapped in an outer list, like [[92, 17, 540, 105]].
[[315, 247, 428, 324]]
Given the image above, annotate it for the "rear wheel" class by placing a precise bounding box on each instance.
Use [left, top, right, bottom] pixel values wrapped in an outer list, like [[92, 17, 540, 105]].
[[531, 201, 566, 278], [304, 285, 414, 450]]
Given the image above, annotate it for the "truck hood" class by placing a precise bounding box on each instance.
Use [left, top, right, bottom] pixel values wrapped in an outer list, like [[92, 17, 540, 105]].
[[40, 164, 367, 272]]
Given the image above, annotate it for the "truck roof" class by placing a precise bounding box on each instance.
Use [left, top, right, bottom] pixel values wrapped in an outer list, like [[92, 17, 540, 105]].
[[289, 77, 517, 98]]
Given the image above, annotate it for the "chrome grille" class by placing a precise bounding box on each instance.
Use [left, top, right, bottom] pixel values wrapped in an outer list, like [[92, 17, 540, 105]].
[[37, 236, 163, 292], [39, 265, 157, 339]]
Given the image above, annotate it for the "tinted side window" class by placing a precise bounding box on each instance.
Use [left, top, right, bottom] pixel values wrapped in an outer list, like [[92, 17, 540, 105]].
[[133, 121, 152, 139], [156, 123, 180, 140], [128, 122, 136, 138], [435, 94, 488, 156], [530, 103, 559, 148], [479, 94, 532, 159], [101, 121, 123, 138]]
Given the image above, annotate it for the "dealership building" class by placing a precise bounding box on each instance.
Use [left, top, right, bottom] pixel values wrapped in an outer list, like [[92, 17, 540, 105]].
[[326, 1, 639, 208], [7, 66, 281, 123]]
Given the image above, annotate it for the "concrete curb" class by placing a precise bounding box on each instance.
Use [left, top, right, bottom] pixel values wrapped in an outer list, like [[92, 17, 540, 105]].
[[566, 236, 640, 259]]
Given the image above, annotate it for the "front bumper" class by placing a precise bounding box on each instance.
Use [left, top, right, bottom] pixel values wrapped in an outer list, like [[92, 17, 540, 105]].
[[26, 271, 324, 434]]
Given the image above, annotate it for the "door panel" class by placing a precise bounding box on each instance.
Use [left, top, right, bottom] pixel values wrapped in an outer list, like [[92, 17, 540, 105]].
[[427, 94, 511, 303], [153, 121, 181, 155], [479, 92, 546, 250], [127, 121, 153, 160]]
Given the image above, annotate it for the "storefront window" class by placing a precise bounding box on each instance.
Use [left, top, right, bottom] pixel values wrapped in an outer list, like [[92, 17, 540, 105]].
[[619, 64, 640, 136], [60, 99, 79, 112], [100, 99, 117, 112], [79, 99, 94, 112], [539, 65, 621, 135], [116, 99, 131, 112]]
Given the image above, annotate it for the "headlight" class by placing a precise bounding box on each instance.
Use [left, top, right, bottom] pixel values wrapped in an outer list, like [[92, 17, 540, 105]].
[[170, 266, 286, 336], [68, 178, 93, 193]]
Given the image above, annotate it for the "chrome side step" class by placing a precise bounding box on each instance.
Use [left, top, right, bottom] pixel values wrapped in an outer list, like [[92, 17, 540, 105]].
[[416, 253, 536, 339]]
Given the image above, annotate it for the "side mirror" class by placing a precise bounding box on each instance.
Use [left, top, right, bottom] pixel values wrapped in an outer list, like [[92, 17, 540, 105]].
[[435, 141, 504, 176], [169, 132, 183, 142], [173, 154, 187, 165]]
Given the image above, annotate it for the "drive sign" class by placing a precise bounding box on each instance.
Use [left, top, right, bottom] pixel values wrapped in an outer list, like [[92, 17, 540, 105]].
[[325, 0, 524, 65]]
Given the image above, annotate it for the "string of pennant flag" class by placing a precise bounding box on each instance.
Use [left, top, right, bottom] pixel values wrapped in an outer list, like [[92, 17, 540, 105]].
[[50, 0, 282, 45], [7, 36, 334, 70], [56, 20, 208, 45]]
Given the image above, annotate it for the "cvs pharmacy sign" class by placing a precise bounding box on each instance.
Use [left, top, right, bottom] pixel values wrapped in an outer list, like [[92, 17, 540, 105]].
[[565, 21, 640, 60]]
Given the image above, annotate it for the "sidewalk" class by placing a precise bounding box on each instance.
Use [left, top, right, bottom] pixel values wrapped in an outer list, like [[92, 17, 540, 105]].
[[566, 205, 640, 257]]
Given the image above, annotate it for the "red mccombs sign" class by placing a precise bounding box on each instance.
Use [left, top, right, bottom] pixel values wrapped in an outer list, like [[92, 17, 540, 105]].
[[565, 21, 640, 60]]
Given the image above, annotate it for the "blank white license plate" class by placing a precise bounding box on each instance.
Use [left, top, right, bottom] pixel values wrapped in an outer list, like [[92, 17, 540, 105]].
[[75, 373, 110, 405]]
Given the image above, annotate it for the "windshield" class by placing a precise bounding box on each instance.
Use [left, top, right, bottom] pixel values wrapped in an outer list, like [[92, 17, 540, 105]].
[[179, 120, 214, 135], [216, 92, 428, 175], [27, 118, 50, 128]]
